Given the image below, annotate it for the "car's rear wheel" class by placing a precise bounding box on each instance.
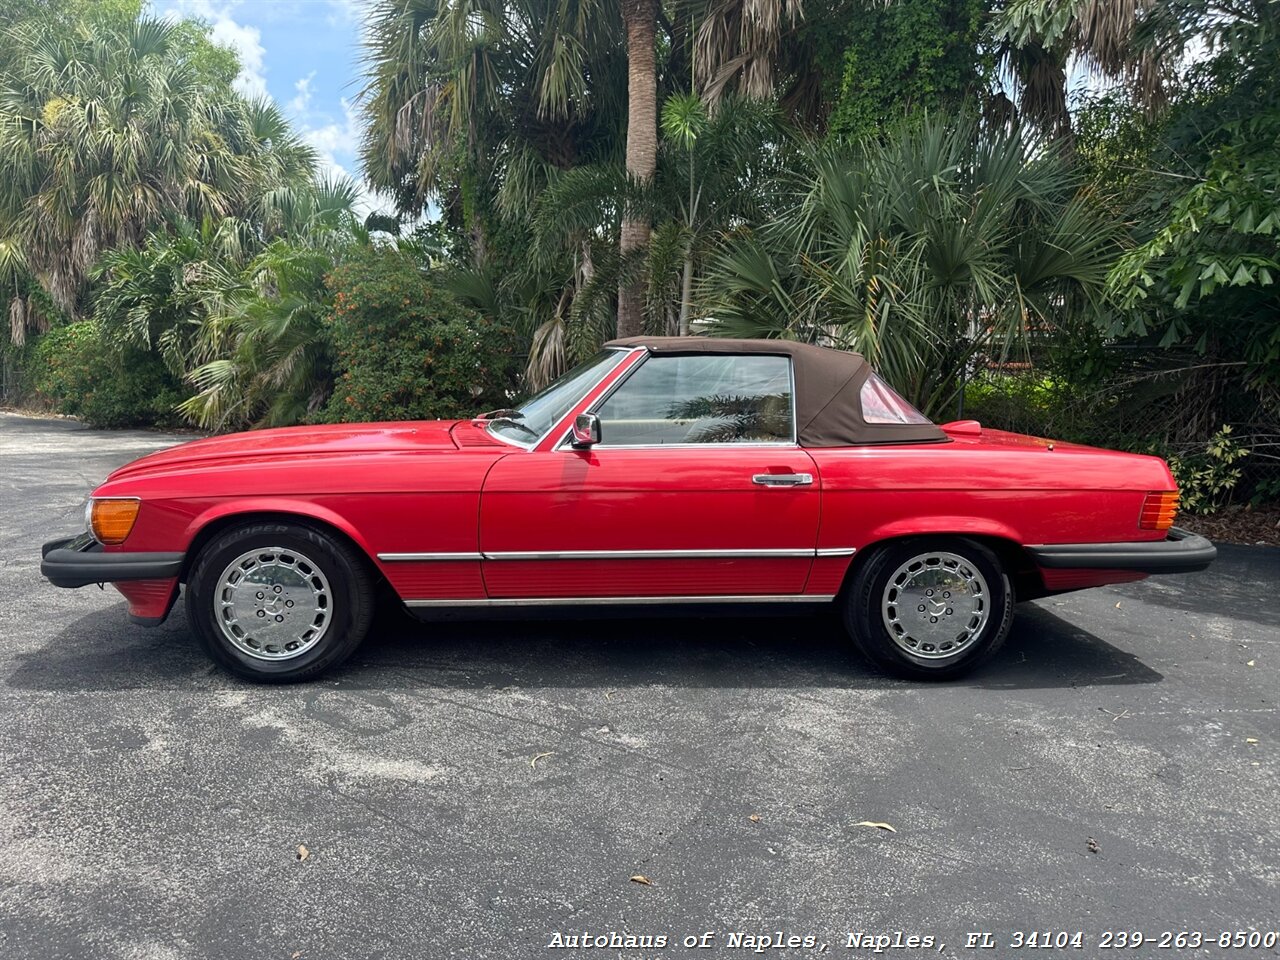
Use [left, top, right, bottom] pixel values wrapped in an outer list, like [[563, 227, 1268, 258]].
[[186, 521, 374, 683], [843, 537, 1013, 680]]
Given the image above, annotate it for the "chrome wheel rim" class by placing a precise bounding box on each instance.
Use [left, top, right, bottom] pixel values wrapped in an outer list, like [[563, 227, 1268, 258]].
[[214, 547, 332, 661], [881, 551, 990, 660]]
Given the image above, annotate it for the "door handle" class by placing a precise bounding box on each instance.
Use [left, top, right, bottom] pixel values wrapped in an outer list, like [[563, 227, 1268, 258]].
[[752, 473, 813, 487]]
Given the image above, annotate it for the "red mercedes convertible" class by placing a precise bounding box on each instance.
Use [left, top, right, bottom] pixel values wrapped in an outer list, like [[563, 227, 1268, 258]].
[[42, 337, 1215, 682]]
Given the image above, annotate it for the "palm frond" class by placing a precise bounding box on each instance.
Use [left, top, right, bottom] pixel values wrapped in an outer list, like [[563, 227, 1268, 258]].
[[700, 113, 1119, 415]]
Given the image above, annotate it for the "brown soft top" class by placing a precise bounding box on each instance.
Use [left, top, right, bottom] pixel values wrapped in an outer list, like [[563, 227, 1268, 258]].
[[605, 336, 947, 447]]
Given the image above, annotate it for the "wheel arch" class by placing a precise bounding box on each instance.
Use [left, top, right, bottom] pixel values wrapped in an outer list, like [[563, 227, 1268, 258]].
[[179, 504, 378, 583], [840, 532, 1043, 601]]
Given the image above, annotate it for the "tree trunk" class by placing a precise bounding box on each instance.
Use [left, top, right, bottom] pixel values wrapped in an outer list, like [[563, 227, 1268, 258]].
[[678, 254, 694, 335], [618, 0, 658, 339]]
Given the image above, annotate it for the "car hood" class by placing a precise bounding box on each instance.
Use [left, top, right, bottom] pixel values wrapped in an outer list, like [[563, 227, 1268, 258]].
[[107, 420, 465, 481]]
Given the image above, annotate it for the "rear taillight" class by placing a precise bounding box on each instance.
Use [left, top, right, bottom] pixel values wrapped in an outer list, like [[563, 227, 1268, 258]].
[[1139, 491, 1179, 531]]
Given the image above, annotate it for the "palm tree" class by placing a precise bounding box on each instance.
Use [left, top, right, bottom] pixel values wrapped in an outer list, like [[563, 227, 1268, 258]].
[[361, 0, 810, 341], [0, 18, 206, 322], [179, 239, 341, 429], [992, 0, 1171, 138], [0, 13, 319, 342], [359, 0, 626, 265], [94, 174, 363, 430], [658, 94, 788, 333], [700, 114, 1125, 415], [613, 0, 806, 336], [617, 0, 659, 337], [507, 94, 786, 384], [690, 0, 806, 101], [94, 220, 249, 377]]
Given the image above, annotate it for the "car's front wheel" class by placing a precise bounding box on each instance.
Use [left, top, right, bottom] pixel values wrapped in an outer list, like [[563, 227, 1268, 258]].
[[186, 521, 375, 683], [843, 537, 1013, 680]]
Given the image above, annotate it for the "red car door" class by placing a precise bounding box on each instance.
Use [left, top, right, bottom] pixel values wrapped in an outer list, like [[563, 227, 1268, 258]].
[[479, 352, 822, 601]]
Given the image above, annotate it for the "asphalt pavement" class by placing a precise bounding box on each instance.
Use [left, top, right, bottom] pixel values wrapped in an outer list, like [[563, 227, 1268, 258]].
[[1, 411, 1277, 960]]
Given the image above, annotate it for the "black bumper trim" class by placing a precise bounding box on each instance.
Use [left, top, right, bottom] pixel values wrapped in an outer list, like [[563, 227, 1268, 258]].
[[1025, 526, 1216, 574], [41, 535, 185, 588]]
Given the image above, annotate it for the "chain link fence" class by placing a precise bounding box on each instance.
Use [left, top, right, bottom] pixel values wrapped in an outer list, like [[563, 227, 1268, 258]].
[[965, 345, 1280, 504], [0, 349, 29, 406]]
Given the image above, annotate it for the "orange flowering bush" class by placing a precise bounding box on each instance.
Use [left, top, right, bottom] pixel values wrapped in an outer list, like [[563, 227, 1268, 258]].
[[317, 248, 517, 423]]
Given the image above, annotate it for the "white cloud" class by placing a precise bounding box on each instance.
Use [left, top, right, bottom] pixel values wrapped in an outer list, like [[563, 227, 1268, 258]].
[[325, 0, 368, 26], [288, 71, 315, 116], [150, 1, 390, 220], [153, 0, 268, 99], [302, 95, 360, 159], [298, 96, 387, 217]]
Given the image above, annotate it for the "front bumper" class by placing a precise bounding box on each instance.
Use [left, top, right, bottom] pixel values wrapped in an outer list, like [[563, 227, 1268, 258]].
[[41, 534, 185, 588], [1025, 526, 1217, 575]]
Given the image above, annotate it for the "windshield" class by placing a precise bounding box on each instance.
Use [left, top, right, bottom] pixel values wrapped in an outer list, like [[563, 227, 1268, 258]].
[[487, 349, 628, 445]]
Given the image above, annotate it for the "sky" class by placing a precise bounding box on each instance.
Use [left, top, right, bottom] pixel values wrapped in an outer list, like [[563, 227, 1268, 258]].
[[149, 0, 380, 213]]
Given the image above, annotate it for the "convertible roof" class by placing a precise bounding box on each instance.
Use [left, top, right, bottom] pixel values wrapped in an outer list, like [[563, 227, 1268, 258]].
[[605, 336, 947, 447]]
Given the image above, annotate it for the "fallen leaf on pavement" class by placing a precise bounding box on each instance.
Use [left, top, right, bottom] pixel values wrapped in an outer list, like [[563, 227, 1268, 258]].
[[530, 751, 554, 769], [854, 821, 896, 833], [630, 875, 652, 886], [748, 814, 762, 823], [296, 845, 309, 862], [1246, 738, 1258, 744], [1247, 660, 1256, 667], [1087, 837, 1100, 854]]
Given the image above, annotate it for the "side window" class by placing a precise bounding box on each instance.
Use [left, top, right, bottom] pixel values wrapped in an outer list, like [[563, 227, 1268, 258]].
[[594, 354, 793, 445], [859, 372, 932, 425]]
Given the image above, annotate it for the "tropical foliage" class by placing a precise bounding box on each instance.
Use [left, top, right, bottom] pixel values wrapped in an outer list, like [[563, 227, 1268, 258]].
[[824, 0, 989, 140], [700, 115, 1121, 416], [321, 246, 517, 422], [0, 2, 380, 429], [30, 320, 185, 428], [1105, 0, 1280, 389], [0, 10, 315, 343], [1, 0, 1276, 505]]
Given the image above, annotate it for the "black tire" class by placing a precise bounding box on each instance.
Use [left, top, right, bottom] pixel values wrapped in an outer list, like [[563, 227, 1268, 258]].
[[843, 537, 1013, 680], [185, 521, 375, 683]]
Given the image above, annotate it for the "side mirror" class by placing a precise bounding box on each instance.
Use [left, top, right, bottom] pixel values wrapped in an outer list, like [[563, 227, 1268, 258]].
[[571, 413, 601, 448]]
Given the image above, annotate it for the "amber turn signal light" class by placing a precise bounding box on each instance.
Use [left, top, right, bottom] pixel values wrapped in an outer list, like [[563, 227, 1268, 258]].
[[90, 498, 140, 544], [1139, 490, 1179, 531]]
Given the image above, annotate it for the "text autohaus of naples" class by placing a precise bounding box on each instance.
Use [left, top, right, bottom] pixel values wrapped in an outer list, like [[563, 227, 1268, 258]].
[[545, 930, 939, 951]]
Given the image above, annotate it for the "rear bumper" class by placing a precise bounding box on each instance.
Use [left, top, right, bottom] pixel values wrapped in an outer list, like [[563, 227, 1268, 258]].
[[1025, 526, 1216, 575], [41, 534, 185, 588]]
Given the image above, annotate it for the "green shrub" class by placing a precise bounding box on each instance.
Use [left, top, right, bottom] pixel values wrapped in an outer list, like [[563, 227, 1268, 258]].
[[1168, 426, 1249, 514], [1252, 475, 1280, 507], [31, 321, 187, 428], [318, 248, 517, 424], [962, 373, 1077, 438]]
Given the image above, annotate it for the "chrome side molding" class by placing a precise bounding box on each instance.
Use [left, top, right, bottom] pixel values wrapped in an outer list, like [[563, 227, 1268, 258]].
[[405, 594, 837, 608], [377, 552, 485, 562], [483, 548, 817, 561], [379, 546, 857, 562]]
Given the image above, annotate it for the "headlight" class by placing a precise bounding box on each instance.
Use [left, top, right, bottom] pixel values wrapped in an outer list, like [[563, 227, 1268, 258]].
[[87, 498, 141, 545]]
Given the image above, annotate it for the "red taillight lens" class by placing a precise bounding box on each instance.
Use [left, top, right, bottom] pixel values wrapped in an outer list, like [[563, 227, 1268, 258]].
[[1139, 491, 1179, 531]]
